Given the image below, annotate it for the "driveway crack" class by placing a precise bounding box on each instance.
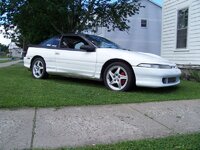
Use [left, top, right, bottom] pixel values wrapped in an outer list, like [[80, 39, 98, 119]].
[[129, 106, 174, 132], [30, 108, 37, 149]]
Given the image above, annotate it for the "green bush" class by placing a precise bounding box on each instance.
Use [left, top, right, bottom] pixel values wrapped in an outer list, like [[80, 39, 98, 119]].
[[180, 67, 200, 82], [189, 70, 200, 82]]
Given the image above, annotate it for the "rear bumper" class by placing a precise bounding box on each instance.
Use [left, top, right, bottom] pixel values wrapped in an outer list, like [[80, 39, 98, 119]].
[[24, 56, 31, 69], [133, 66, 181, 88]]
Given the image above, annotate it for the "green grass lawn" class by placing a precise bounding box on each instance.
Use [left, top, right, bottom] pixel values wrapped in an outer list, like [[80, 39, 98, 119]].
[[0, 64, 200, 108], [0, 55, 9, 58], [60, 133, 200, 150]]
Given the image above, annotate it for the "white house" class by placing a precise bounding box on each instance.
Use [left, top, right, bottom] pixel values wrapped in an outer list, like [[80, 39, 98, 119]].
[[87, 0, 162, 55], [8, 42, 23, 58], [161, 0, 200, 65]]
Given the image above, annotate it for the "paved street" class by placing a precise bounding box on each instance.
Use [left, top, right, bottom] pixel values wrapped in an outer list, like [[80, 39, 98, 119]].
[[0, 60, 22, 68], [0, 100, 200, 149], [0, 58, 10, 60]]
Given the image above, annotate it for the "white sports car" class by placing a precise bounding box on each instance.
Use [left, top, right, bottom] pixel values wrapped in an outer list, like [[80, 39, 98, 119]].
[[24, 33, 181, 91]]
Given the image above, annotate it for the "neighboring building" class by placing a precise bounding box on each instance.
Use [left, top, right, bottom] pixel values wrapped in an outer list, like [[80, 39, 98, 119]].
[[8, 42, 23, 58], [86, 0, 162, 55], [162, 0, 200, 65]]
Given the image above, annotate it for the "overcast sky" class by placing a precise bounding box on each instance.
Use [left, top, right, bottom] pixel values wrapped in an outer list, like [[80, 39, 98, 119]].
[[0, 0, 163, 46], [0, 26, 11, 45]]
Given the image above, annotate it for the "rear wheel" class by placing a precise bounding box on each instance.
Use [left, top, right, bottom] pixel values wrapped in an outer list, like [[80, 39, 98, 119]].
[[103, 62, 134, 91], [32, 58, 48, 79]]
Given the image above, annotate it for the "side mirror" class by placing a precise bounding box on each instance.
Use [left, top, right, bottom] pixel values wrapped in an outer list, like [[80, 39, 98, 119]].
[[80, 45, 95, 52]]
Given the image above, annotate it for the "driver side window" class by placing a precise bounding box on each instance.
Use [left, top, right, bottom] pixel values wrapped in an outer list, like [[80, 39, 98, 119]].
[[74, 42, 85, 49], [61, 36, 89, 50]]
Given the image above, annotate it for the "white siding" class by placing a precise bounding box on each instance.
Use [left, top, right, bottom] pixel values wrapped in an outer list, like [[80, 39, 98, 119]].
[[101, 0, 162, 55], [162, 0, 200, 65]]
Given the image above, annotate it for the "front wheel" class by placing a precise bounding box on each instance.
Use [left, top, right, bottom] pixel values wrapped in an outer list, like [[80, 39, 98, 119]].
[[103, 62, 135, 91], [32, 58, 48, 79]]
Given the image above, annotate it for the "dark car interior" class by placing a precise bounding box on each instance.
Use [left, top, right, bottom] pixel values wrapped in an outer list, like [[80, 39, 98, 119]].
[[60, 36, 89, 50]]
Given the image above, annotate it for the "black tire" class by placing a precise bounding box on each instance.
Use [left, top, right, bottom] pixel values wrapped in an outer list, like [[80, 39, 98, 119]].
[[103, 62, 135, 91], [31, 58, 48, 79]]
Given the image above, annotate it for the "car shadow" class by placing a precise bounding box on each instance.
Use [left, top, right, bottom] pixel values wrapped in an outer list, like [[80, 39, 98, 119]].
[[49, 75, 105, 88], [48, 75, 180, 94], [131, 85, 180, 94]]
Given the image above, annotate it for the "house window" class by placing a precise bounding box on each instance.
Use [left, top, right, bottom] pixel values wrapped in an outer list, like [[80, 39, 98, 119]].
[[141, 19, 147, 27], [177, 8, 188, 49]]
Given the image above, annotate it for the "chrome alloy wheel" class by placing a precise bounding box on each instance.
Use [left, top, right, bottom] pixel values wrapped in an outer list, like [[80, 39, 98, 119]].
[[32, 60, 44, 78], [106, 66, 128, 91]]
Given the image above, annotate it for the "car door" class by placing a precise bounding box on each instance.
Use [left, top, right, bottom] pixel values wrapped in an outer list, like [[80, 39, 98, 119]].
[[39, 36, 60, 72], [55, 35, 97, 78]]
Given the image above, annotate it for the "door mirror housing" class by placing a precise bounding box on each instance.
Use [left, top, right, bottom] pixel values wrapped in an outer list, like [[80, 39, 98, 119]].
[[80, 45, 95, 52]]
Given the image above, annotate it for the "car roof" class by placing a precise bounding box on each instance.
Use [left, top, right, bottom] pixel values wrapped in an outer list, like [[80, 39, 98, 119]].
[[61, 33, 87, 37]]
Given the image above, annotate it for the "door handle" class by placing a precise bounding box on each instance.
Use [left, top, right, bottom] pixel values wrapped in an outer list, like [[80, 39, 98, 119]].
[[55, 52, 60, 55]]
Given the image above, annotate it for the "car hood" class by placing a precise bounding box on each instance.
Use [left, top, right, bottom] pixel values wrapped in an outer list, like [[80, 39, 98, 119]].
[[98, 48, 175, 66], [133, 51, 172, 64], [127, 50, 175, 66]]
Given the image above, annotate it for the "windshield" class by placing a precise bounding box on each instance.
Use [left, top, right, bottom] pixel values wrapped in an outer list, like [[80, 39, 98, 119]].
[[85, 35, 121, 49]]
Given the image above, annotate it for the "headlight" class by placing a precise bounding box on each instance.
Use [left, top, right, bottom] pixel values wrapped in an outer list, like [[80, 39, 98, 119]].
[[137, 63, 173, 69]]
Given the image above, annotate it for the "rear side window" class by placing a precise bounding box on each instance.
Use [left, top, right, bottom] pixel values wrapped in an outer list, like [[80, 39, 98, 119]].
[[40, 37, 60, 48]]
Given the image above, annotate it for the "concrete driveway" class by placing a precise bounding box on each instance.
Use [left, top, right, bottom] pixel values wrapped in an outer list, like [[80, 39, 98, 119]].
[[0, 100, 200, 149]]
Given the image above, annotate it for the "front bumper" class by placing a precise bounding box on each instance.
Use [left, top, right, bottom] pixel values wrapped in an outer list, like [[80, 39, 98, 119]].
[[133, 66, 181, 88]]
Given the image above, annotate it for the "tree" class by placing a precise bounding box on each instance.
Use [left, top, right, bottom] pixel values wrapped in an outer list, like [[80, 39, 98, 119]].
[[0, 43, 8, 53], [0, 0, 142, 48]]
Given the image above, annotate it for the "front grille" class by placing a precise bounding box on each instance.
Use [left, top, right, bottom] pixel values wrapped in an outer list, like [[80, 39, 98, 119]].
[[162, 77, 177, 84], [168, 77, 177, 83]]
